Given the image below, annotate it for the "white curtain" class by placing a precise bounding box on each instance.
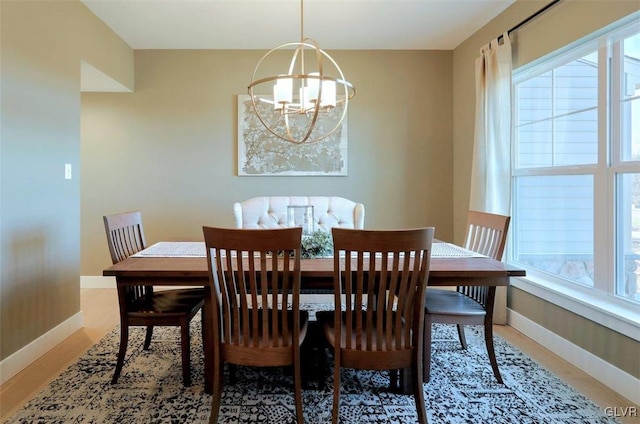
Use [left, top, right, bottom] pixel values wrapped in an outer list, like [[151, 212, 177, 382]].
[[469, 33, 512, 325], [469, 33, 512, 216]]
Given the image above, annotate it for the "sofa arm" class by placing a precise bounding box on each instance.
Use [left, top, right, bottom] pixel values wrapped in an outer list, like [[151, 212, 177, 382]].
[[354, 203, 365, 230], [232, 202, 243, 228]]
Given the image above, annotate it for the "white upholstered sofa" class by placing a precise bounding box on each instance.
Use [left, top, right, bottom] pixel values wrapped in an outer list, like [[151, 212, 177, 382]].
[[233, 196, 365, 232]]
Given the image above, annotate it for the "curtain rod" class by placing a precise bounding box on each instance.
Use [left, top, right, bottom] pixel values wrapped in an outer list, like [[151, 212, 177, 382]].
[[497, 0, 563, 43]]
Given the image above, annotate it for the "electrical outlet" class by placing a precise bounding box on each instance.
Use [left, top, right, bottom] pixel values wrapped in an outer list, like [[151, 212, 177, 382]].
[[65, 164, 72, 180]]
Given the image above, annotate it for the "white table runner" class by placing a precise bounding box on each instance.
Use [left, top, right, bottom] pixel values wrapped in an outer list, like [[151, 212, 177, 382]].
[[132, 241, 206, 257], [432, 242, 486, 258], [132, 241, 485, 259]]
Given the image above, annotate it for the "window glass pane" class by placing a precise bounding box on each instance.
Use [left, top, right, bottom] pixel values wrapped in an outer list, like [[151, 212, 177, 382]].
[[513, 175, 594, 286], [616, 173, 640, 303], [621, 32, 640, 162], [516, 52, 598, 168]]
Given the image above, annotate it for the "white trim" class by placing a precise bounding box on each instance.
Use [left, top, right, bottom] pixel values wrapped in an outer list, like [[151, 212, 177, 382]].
[[507, 308, 640, 406], [81, 275, 116, 289], [511, 276, 640, 341], [0, 312, 83, 385]]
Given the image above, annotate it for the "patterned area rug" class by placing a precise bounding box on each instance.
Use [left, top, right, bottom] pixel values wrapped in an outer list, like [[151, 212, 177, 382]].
[[6, 308, 618, 424]]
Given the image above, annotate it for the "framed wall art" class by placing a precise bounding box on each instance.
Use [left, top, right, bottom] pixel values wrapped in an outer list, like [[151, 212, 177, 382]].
[[237, 95, 348, 176]]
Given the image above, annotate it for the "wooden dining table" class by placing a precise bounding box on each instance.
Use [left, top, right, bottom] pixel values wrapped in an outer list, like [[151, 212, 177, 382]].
[[103, 241, 526, 394]]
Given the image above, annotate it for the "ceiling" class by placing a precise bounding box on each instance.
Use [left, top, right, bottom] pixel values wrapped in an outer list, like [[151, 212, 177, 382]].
[[81, 0, 517, 51]]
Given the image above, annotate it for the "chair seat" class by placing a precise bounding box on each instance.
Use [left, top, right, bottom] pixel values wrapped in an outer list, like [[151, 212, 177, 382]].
[[239, 308, 309, 332], [129, 288, 204, 315], [230, 309, 310, 343], [316, 310, 413, 370], [320, 227, 433, 424], [425, 288, 486, 316], [316, 310, 408, 345], [223, 310, 310, 367], [423, 211, 509, 385], [203, 226, 307, 424], [104, 211, 205, 387]]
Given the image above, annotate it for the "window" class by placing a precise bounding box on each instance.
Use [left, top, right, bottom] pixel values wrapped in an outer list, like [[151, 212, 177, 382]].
[[512, 18, 640, 311]]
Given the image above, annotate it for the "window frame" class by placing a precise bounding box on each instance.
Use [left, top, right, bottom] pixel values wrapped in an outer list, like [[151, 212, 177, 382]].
[[509, 14, 640, 340]]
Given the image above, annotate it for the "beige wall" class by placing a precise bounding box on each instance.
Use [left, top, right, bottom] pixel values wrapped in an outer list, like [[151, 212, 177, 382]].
[[452, 0, 640, 379], [0, 0, 132, 359], [81, 49, 454, 275]]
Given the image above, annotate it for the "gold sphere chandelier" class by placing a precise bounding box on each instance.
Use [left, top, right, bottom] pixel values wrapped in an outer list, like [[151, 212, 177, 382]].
[[247, 0, 355, 145]]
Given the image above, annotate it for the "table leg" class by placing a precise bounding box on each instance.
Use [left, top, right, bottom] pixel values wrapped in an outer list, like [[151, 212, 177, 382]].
[[300, 321, 328, 389], [203, 286, 213, 394], [399, 368, 413, 394]]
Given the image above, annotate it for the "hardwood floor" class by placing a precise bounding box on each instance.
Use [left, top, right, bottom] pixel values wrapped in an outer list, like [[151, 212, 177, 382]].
[[0, 289, 119, 421], [1, 288, 636, 423]]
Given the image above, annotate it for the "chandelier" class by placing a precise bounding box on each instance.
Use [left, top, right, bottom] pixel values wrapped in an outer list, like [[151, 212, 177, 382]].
[[247, 0, 355, 144]]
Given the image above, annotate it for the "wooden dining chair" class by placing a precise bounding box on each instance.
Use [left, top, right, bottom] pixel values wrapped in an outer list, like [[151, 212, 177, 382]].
[[316, 227, 434, 424], [202, 226, 308, 424], [423, 210, 510, 384], [103, 211, 204, 386]]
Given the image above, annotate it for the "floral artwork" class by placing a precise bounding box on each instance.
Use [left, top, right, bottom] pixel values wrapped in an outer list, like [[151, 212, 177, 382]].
[[237, 95, 348, 176]]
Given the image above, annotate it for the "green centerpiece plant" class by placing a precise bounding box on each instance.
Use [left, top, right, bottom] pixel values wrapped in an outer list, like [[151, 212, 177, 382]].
[[301, 230, 334, 259]]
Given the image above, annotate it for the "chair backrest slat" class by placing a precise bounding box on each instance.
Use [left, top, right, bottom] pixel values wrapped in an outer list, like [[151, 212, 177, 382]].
[[103, 211, 147, 265], [332, 228, 434, 353], [103, 211, 151, 304], [203, 227, 302, 352], [459, 211, 511, 301], [464, 211, 510, 260]]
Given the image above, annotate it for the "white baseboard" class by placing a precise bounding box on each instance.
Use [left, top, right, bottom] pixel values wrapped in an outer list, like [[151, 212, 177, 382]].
[[507, 308, 640, 406], [0, 312, 83, 385], [81, 275, 116, 288]]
